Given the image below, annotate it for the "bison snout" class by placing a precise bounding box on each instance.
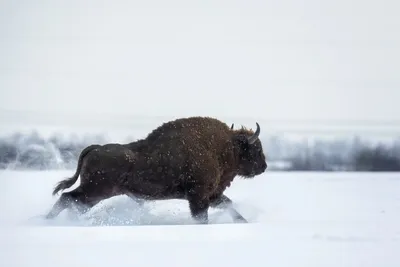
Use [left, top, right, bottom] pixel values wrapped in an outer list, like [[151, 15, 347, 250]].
[[261, 161, 267, 172]]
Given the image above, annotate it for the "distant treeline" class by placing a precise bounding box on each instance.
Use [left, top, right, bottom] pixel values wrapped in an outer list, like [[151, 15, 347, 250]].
[[1, 131, 400, 172], [0, 131, 108, 170]]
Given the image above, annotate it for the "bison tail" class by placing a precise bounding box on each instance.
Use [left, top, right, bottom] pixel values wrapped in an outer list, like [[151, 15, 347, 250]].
[[52, 144, 100, 196], [52, 177, 77, 196]]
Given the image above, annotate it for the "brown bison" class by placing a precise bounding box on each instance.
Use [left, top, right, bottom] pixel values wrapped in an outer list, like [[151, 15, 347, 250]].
[[46, 116, 267, 224]]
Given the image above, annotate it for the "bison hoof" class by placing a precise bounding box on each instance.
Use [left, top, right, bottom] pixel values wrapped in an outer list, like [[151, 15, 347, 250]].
[[235, 217, 248, 223], [232, 214, 248, 223]]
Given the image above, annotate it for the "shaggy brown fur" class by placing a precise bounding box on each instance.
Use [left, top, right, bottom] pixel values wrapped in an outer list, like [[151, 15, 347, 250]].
[[46, 116, 267, 224]]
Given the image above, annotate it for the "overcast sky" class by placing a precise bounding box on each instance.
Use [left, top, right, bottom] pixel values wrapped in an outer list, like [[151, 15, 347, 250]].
[[1, 0, 399, 123]]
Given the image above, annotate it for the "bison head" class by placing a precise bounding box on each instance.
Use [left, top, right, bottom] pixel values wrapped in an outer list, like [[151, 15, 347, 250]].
[[232, 122, 267, 178]]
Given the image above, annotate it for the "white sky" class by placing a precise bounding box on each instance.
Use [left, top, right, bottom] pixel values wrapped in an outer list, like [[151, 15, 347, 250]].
[[1, 0, 399, 122]]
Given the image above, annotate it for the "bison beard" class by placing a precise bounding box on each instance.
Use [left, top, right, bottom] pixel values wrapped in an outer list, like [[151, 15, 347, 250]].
[[46, 116, 268, 224]]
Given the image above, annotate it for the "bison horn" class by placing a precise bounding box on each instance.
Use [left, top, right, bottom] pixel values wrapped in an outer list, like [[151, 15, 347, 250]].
[[230, 123, 234, 130], [247, 122, 260, 144]]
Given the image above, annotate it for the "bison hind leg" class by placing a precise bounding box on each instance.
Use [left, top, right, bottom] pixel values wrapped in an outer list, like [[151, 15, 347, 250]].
[[45, 187, 103, 220], [45, 192, 79, 219]]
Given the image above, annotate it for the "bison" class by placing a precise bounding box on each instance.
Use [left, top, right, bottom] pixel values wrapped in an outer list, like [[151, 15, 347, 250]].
[[46, 116, 267, 224]]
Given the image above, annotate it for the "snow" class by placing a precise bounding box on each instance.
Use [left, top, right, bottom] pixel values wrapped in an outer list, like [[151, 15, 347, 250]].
[[1, 170, 399, 267]]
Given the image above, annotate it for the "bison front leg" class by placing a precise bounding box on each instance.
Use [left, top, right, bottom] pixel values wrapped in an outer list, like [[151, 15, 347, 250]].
[[186, 183, 211, 224], [188, 196, 210, 224], [210, 194, 248, 223], [125, 192, 146, 207]]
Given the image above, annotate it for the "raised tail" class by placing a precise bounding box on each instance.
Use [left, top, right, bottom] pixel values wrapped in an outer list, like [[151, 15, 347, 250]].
[[52, 144, 101, 196]]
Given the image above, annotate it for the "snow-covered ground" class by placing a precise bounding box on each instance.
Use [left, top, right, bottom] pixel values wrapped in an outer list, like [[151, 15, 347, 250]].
[[1, 170, 399, 267]]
